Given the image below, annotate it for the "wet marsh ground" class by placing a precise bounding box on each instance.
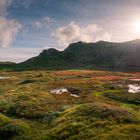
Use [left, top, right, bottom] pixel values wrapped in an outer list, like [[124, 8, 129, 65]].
[[0, 70, 140, 140]]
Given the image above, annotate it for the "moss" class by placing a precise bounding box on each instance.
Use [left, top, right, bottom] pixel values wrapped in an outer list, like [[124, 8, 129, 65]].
[[45, 102, 140, 140], [0, 113, 30, 140], [103, 91, 140, 104], [0, 70, 140, 139]]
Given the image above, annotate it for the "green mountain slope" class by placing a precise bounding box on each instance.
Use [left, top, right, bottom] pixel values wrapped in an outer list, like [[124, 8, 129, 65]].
[[0, 62, 16, 70], [4, 39, 140, 70]]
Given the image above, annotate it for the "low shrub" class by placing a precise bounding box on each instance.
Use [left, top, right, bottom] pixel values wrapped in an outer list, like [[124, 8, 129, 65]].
[[19, 79, 36, 85], [104, 92, 140, 104], [0, 113, 30, 140]]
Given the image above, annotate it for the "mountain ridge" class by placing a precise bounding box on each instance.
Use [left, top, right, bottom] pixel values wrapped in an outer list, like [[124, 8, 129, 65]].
[[1, 39, 140, 71]]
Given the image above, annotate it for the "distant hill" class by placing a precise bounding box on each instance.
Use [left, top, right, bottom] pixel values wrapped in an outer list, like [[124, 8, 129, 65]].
[[0, 62, 16, 70], [2, 39, 140, 71]]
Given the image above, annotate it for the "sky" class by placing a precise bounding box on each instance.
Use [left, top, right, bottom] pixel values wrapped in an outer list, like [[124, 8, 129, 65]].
[[0, 0, 140, 62]]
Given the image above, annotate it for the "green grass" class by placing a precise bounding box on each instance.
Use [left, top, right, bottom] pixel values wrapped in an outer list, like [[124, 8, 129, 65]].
[[0, 70, 140, 140], [0, 113, 30, 140], [46, 102, 140, 140]]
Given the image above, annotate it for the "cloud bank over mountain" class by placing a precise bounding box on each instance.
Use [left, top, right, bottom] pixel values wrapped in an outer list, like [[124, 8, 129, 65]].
[[53, 22, 111, 46]]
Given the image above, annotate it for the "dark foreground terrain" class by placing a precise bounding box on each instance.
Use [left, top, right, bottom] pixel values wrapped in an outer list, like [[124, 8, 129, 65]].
[[0, 70, 140, 140]]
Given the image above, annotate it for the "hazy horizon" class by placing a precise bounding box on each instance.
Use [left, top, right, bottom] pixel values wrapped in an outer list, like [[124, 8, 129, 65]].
[[1, 38, 140, 63]]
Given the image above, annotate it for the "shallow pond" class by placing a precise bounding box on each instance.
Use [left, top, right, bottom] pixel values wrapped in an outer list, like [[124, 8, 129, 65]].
[[130, 79, 140, 81], [0, 76, 10, 79], [50, 87, 80, 97], [128, 84, 140, 93], [50, 88, 68, 94]]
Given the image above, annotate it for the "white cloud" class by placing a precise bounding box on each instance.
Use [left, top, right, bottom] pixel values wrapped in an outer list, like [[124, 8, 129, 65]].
[[12, 0, 35, 8], [13, 0, 51, 9], [53, 21, 111, 46], [0, 17, 22, 48], [34, 16, 54, 28], [0, 0, 22, 48], [0, 0, 12, 16]]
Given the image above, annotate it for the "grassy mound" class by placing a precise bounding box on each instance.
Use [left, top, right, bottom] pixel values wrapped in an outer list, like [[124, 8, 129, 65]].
[[0, 113, 30, 140], [46, 102, 140, 140], [0, 70, 140, 139], [103, 91, 140, 104]]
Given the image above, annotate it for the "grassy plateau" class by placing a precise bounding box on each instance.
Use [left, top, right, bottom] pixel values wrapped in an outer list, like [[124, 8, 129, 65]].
[[0, 70, 140, 140]]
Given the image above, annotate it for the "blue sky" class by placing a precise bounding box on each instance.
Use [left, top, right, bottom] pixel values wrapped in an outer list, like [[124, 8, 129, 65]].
[[0, 0, 140, 62]]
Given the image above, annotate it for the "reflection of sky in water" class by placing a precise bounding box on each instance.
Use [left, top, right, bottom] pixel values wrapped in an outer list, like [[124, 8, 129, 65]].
[[50, 88, 68, 94], [130, 79, 140, 81], [0, 77, 10, 79], [50, 88, 79, 97], [128, 84, 140, 93]]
